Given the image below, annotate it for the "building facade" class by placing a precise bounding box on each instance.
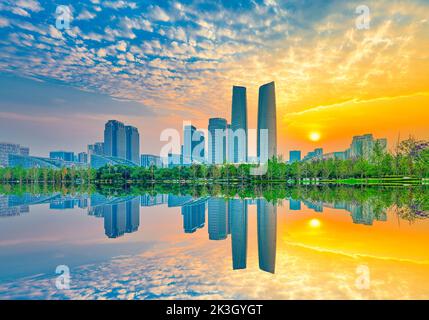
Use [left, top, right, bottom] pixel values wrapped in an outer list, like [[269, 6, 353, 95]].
[[257, 82, 277, 163], [208, 118, 228, 164], [49, 151, 75, 162], [140, 154, 162, 168], [230, 86, 248, 163], [0, 142, 30, 167], [125, 125, 140, 165], [289, 150, 301, 163], [104, 120, 126, 159]]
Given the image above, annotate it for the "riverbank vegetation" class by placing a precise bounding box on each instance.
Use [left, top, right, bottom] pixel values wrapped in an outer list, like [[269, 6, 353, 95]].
[[1, 137, 428, 185]]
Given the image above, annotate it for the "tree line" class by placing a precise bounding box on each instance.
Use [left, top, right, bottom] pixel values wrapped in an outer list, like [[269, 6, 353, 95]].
[[1, 137, 428, 184]]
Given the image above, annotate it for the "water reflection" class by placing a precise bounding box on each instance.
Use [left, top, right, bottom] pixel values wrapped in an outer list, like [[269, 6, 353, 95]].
[[1, 185, 429, 277]]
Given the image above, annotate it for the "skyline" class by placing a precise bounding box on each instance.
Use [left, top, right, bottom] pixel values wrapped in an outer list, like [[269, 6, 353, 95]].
[[0, 0, 428, 158]]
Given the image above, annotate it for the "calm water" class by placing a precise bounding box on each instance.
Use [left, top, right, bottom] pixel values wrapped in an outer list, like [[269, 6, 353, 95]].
[[1, 184, 429, 300]]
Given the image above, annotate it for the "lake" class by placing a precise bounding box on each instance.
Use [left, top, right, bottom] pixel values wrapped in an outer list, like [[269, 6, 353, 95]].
[[1, 184, 429, 299]]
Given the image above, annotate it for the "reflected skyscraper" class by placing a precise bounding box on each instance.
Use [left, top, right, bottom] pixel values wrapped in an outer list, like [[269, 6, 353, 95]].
[[257, 82, 277, 163], [181, 198, 206, 233], [126, 197, 140, 233], [229, 199, 248, 270], [103, 197, 140, 238], [289, 199, 301, 211], [230, 86, 248, 163], [208, 198, 228, 240], [257, 199, 277, 273]]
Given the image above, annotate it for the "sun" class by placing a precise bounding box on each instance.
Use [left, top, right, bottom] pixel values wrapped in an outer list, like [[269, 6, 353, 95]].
[[309, 131, 321, 142], [308, 218, 321, 228]]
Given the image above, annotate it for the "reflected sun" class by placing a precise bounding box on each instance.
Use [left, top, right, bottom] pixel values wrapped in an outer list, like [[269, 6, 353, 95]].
[[309, 131, 321, 142], [308, 218, 322, 228]]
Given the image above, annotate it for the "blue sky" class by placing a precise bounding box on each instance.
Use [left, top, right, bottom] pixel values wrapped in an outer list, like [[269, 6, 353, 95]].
[[0, 0, 428, 156]]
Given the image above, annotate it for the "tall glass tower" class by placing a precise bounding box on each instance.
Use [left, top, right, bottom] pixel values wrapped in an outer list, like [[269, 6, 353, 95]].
[[208, 118, 227, 164], [183, 124, 196, 165], [230, 86, 248, 163], [125, 125, 140, 165], [104, 120, 126, 159], [257, 81, 277, 163]]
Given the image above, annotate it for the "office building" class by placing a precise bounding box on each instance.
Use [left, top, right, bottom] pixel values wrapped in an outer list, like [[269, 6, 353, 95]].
[[183, 124, 196, 165], [104, 120, 126, 159], [230, 86, 248, 163], [208, 118, 227, 164], [8, 154, 87, 169], [140, 154, 162, 168], [289, 150, 301, 163], [49, 151, 75, 162], [90, 154, 139, 169], [78, 152, 88, 163], [125, 125, 140, 165], [257, 81, 277, 163], [0, 142, 30, 167], [87, 142, 104, 156]]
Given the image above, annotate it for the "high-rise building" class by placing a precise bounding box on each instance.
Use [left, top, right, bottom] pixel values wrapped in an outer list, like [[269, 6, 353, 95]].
[[104, 120, 126, 159], [208, 197, 228, 240], [183, 124, 196, 165], [257, 81, 277, 163], [289, 199, 301, 211], [49, 151, 75, 162], [230, 86, 248, 163], [193, 130, 205, 164], [349, 134, 387, 159], [125, 125, 140, 165], [0, 142, 30, 167], [140, 154, 162, 168], [208, 118, 227, 164], [229, 199, 248, 270], [257, 199, 277, 274], [87, 142, 104, 156], [78, 152, 88, 163], [303, 148, 323, 161], [289, 150, 301, 163]]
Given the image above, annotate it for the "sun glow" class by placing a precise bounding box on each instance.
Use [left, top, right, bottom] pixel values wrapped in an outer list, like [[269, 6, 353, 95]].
[[309, 132, 321, 142], [308, 218, 322, 229]]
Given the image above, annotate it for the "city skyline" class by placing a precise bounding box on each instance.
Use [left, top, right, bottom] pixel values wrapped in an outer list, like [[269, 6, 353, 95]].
[[0, 1, 428, 159]]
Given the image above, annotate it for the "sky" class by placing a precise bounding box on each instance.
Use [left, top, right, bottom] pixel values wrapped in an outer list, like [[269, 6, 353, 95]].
[[0, 0, 428, 158]]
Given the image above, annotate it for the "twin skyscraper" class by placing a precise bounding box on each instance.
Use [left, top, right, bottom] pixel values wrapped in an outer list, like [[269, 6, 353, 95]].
[[207, 81, 277, 165]]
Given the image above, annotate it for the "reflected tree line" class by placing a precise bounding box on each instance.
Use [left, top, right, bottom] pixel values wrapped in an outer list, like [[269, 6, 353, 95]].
[[1, 183, 428, 223]]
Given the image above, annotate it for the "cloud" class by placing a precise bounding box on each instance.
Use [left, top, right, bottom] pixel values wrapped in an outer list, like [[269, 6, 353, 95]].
[[16, 0, 42, 12], [149, 5, 170, 22], [77, 9, 96, 20], [11, 7, 30, 17]]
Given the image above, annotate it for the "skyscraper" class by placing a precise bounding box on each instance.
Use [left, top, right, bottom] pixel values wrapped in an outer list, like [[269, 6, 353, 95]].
[[208, 118, 227, 164], [125, 125, 140, 165], [257, 81, 277, 163], [104, 120, 126, 159], [87, 142, 104, 156], [183, 124, 196, 165], [230, 86, 248, 163], [193, 130, 205, 164]]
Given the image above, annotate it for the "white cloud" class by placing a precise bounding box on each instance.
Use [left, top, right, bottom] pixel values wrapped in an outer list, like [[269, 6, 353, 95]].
[[0, 17, 10, 28], [149, 5, 170, 22], [12, 7, 30, 17], [97, 48, 107, 57], [16, 0, 42, 12], [103, 1, 137, 10], [48, 25, 63, 40], [77, 9, 96, 20], [117, 40, 127, 52]]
